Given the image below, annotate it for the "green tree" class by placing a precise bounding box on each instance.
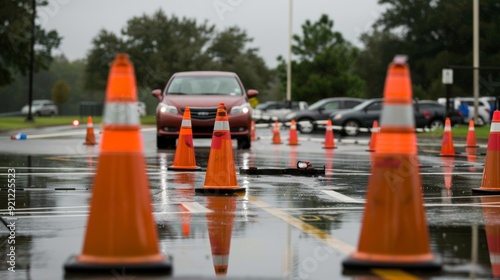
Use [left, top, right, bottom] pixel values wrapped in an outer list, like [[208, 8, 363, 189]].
[[51, 79, 70, 113], [356, 0, 500, 99], [84, 9, 272, 105], [0, 0, 61, 87], [276, 14, 365, 103]]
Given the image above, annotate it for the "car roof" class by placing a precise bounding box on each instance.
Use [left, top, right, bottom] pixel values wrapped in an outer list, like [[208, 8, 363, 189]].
[[173, 71, 238, 77]]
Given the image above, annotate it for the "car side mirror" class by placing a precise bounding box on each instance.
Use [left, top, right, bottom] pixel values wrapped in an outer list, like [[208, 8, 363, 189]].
[[151, 89, 163, 102], [247, 89, 259, 98]]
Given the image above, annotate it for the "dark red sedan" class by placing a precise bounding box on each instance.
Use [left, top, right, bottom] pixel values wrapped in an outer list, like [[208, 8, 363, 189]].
[[152, 71, 258, 149]]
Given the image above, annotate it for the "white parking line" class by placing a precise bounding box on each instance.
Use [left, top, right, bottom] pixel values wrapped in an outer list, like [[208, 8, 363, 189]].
[[180, 202, 212, 213], [321, 190, 364, 203]]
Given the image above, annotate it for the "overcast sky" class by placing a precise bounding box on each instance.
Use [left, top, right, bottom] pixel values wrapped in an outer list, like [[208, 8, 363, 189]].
[[40, 0, 385, 68]]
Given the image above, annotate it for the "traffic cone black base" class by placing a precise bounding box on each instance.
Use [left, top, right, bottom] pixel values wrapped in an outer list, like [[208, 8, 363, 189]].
[[64, 255, 172, 274], [167, 166, 202, 171], [195, 187, 245, 195], [471, 188, 500, 194], [342, 256, 442, 272]]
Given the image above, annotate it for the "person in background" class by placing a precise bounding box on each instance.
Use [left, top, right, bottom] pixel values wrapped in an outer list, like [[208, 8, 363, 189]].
[[458, 101, 469, 120]]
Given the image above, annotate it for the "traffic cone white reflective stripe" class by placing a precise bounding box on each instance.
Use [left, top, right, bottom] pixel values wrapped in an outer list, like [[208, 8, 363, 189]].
[[444, 121, 452, 131], [491, 122, 500, 132], [380, 104, 415, 127], [214, 120, 230, 131], [181, 119, 191, 127], [103, 102, 141, 126], [212, 255, 229, 266], [88, 121, 93, 128], [291, 123, 296, 130]]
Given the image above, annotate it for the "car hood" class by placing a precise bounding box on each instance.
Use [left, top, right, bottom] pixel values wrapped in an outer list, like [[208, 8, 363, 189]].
[[163, 95, 246, 110]]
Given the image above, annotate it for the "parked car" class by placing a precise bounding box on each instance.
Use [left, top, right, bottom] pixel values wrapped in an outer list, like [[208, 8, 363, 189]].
[[282, 97, 364, 133], [20, 99, 58, 116], [418, 100, 464, 130], [137, 101, 146, 116], [330, 98, 429, 136], [152, 71, 258, 150], [252, 101, 308, 123], [437, 97, 491, 125]]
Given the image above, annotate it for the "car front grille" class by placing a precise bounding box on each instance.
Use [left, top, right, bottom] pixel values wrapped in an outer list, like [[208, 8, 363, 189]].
[[182, 106, 218, 120]]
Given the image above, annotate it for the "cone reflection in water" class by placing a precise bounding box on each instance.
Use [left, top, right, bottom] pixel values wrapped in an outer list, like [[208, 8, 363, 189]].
[[440, 118, 455, 156], [343, 55, 441, 271], [325, 148, 334, 184], [472, 111, 500, 194], [196, 103, 244, 194], [466, 147, 477, 172], [169, 107, 201, 171], [323, 119, 335, 149], [272, 120, 282, 144], [84, 116, 97, 145], [441, 157, 454, 194], [206, 195, 237, 276], [175, 173, 195, 238], [290, 146, 297, 168], [480, 197, 500, 277], [64, 54, 171, 274]]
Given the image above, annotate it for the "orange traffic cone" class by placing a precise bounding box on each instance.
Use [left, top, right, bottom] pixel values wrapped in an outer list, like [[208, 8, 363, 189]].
[[251, 121, 256, 141], [367, 120, 379, 152], [271, 120, 282, 144], [288, 119, 299, 145], [84, 116, 97, 145], [64, 54, 171, 274], [206, 195, 237, 276], [196, 103, 245, 195], [343, 55, 441, 271], [323, 119, 335, 149], [480, 196, 500, 277], [465, 120, 478, 148], [168, 107, 201, 171], [472, 111, 500, 194], [440, 118, 455, 156]]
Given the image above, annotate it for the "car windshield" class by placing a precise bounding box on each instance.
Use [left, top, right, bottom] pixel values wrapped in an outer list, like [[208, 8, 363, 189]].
[[308, 99, 329, 110], [167, 76, 242, 96], [351, 99, 375, 110]]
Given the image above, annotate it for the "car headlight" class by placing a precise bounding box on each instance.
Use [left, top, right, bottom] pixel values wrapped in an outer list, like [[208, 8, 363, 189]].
[[158, 103, 178, 114], [333, 114, 342, 120], [230, 103, 251, 115]]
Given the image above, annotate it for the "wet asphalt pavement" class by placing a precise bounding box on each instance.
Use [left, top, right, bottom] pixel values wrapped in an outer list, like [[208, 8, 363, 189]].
[[0, 124, 497, 279]]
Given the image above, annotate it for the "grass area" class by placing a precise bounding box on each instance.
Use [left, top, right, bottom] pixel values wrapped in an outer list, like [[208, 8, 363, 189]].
[[0, 115, 156, 131], [421, 123, 491, 139]]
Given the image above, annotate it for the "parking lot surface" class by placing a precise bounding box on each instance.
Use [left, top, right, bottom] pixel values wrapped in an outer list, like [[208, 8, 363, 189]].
[[0, 125, 497, 279]]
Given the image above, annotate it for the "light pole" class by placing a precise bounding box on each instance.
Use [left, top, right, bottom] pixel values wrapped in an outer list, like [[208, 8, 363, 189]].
[[473, 0, 479, 123], [286, 0, 293, 105]]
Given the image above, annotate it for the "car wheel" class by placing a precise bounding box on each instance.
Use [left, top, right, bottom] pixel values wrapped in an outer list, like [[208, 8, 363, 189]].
[[428, 119, 444, 131], [475, 116, 486, 126], [237, 135, 251, 150], [343, 120, 360, 136], [297, 118, 315, 134], [157, 135, 176, 149]]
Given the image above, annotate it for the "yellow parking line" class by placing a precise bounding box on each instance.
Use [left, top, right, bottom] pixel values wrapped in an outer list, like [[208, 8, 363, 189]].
[[248, 196, 424, 280], [248, 196, 354, 255]]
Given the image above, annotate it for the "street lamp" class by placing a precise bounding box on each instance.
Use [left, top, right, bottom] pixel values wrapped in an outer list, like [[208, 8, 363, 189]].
[[286, 0, 293, 105], [473, 0, 479, 123]]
